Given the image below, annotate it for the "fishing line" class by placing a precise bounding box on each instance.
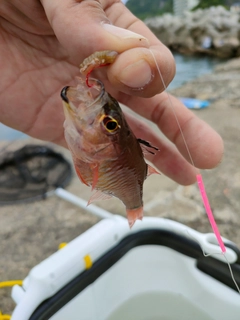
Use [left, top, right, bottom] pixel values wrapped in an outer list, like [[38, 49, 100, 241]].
[[149, 50, 196, 168], [149, 49, 239, 293], [186, 229, 240, 294], [224, 254, 240, 294]]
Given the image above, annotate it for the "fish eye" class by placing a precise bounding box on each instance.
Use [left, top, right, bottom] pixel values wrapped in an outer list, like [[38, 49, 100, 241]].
[[102, 116, 119, 133]]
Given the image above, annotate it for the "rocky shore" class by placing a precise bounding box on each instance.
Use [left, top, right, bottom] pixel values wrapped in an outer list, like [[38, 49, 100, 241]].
[[1, 57, 240, 314], [146, 6, 240, 58]]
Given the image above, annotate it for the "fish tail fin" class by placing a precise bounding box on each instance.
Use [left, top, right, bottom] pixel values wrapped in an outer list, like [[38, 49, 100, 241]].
[[126, 207, 143, 228]]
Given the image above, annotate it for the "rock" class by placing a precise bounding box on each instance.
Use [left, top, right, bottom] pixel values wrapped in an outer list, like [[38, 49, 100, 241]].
[[145, 6, 240, 58], [214, 57, 240, 72]]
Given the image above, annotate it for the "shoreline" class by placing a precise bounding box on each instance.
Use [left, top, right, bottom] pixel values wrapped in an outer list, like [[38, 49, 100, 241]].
[[146, 7, 240, 58]]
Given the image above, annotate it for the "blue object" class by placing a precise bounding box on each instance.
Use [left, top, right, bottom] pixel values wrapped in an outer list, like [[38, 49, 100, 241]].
[[179, 97, 210, 109], [0, 123, 27, 140]]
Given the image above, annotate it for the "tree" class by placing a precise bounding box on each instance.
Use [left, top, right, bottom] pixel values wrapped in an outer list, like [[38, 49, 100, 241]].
[[193, 0, 228, 10], [126, 0, 173, 20]]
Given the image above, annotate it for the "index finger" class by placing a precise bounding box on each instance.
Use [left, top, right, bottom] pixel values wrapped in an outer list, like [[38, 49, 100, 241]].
[[40, 0, 175, 96], [118, 92, 224, 170]]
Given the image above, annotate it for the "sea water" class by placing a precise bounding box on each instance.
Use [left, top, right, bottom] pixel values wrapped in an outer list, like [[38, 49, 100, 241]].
[[169, 52, 222, 90]]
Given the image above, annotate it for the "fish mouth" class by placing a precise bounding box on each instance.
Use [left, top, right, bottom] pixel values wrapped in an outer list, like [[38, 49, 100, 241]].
[[61, 78, 106, 117], [61, 86, 70, 103], [84, 78, 105, 106], [61, 86, 75, 116]]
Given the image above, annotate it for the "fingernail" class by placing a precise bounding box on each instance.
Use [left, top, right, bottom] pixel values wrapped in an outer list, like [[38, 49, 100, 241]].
[[118, 59, 153, 88], [103, 23, 148, 41]]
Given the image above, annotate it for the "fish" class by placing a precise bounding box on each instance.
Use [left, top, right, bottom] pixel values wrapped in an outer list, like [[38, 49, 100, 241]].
[[61, 53, 158, 227]]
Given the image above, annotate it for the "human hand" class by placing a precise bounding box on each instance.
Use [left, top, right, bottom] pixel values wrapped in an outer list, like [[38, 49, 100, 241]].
[[0, 0, 223, 184]]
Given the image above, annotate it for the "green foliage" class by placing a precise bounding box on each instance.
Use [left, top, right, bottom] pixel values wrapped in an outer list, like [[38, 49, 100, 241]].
[[192, 0, 233, 10], [126, 0, 237, 18], [126, 0, 173, 20]]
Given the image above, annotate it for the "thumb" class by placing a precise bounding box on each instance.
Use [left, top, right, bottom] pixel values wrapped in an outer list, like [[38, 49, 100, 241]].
[[40, 0, 149, 63]]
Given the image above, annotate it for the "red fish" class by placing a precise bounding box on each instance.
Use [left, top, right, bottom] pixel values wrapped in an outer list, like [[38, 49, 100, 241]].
[[61, 77, 158, 227]]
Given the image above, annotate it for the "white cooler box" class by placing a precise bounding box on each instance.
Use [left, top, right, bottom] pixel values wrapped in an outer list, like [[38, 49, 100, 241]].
[[10, 216, 240, 320]]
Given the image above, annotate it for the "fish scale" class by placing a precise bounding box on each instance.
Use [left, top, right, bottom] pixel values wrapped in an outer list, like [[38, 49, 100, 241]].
[[96, 156, 147, 209]]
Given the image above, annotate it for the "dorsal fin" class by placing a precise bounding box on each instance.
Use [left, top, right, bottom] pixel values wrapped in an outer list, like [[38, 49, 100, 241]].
[[137, 138, 159, 155], [147, 164, 160, 176]]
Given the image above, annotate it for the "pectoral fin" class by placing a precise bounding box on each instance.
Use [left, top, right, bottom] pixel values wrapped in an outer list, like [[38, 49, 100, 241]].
[[90, 163, 99, 190]]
